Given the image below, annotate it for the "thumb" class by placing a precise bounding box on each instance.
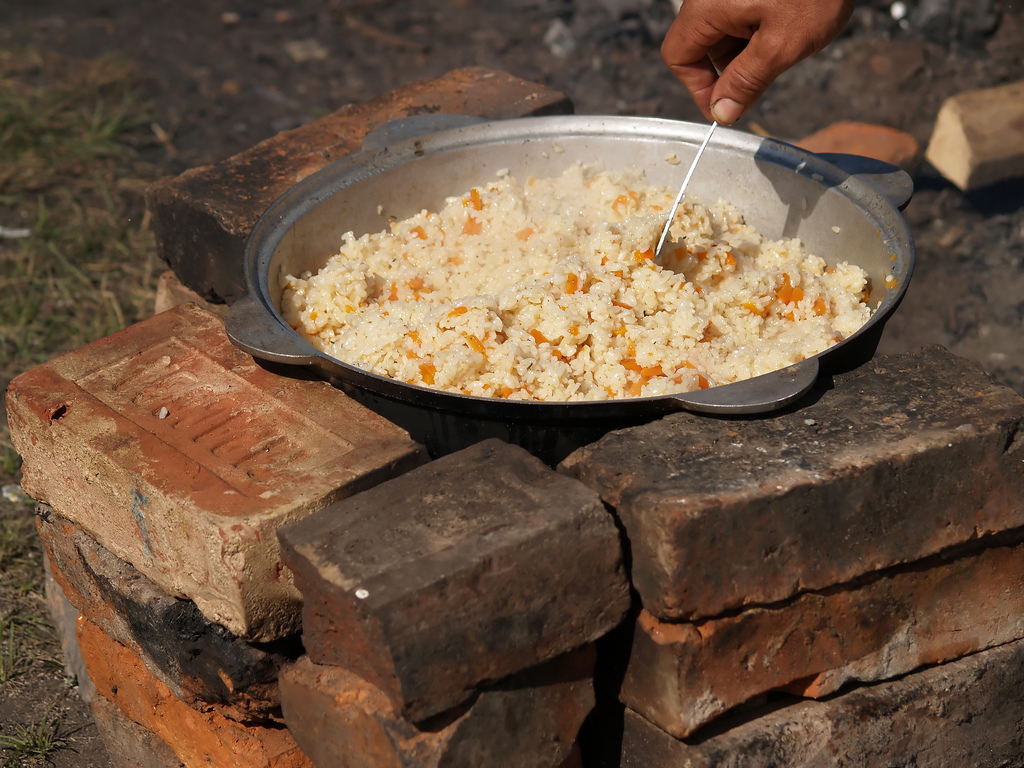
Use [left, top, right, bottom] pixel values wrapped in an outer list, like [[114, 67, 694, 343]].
[[709, 36, 788, 125]]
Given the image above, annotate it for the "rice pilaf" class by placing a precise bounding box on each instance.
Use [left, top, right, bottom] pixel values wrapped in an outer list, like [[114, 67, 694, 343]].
[[280, 163, 871, 401]]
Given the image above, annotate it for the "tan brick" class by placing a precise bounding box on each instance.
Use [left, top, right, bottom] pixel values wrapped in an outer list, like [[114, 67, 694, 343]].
[[38, 507, 300, 723], [925, 80, 1024, 191], [6, 304, 425, 641], [617, 538, 1024, 738], [560, 347, 1024, 621], [145, 67, 573, 303], [278, 439, 630, 722], [77, 616, 313, 768], [279, 646, 594, 768], [796, 120, 921, 173], [90, 694, 184, 768], [154, 270, 227, 317], [608, 636, 1024, 767]]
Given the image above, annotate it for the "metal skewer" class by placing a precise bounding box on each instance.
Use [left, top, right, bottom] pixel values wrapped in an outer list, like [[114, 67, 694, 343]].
[[654, 120, 718, 261]]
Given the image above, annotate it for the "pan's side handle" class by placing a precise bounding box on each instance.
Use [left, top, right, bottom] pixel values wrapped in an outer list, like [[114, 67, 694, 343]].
[[670, 358, 819, 414], [225, 295, 322, 366], [361, 114, 488, 153], [817, 153, 914, 211]]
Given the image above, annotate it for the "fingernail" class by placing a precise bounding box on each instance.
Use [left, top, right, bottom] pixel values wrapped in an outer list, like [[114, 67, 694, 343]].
[[710, 98, 744, 125]]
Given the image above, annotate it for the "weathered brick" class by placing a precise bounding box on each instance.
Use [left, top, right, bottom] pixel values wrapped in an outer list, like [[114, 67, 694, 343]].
[[90, 694, 184, 768], [924, 80, 1024, 191], [38, 506, 301, 723], [560, 347, 1024, 621], [6, 303, 425, 641], [796, 121, 921, 173], [608, 636, 1024, 767], [145, 67, 573, 304], [616, 536, 1024, 738], [278, 438, 631, 722], [154, 270, 227, 317], [77, 616, 313, 768], [280, 646, 595, 768], [42, 550, 96, 705]]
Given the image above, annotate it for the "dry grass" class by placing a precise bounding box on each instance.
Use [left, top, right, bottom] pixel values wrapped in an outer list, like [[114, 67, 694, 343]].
[[0, 44, 162, 457], [0, 42, 163, 764]]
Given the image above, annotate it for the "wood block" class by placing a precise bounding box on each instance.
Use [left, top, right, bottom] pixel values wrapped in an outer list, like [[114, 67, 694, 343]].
[[612, 636, 1024, 766], [924, 80, 1024, 191], [616, 537, 1024, 737], [6, 303, 425, 641], [278, 438, 631, 722], [38, 507, 301, 723], [77, 616, 313, 768], [280, 646, 595, 768], [145, 67, 573, 304], [560, 346, 1024, 621]]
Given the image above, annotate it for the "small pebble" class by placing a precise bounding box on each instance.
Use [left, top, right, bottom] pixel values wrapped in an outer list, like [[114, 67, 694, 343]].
[[355, 588, 370, 599], [2, 484, 33, 505], [158, 406, 169, 419]]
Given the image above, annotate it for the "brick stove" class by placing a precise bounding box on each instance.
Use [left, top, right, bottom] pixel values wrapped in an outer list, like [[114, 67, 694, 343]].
[[7, 68, 1024, 767]]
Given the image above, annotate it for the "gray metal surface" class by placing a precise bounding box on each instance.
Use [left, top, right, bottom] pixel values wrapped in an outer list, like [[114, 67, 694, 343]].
[[226, 115, 915, 424]]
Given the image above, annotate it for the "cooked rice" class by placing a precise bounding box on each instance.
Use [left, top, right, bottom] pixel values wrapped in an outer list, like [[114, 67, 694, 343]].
[[280, 163, 871, 401]]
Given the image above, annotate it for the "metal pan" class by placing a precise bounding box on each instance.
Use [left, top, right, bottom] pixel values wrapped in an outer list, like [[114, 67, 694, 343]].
[[226, 115, 915, 463]]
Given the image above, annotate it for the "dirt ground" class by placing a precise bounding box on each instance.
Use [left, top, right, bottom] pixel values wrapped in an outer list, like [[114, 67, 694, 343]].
[[2, 0, 1023, 764]]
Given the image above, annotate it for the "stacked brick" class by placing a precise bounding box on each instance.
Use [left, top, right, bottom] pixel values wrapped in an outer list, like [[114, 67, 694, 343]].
[[5, 67, 625, 768], [276, 438, 631, 767], [8, 64, 1024, 767], [560, 345, 1024, 763]]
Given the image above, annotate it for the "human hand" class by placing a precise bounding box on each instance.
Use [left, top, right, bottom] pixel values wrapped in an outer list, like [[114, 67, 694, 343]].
[[661, 0, 855, 125]]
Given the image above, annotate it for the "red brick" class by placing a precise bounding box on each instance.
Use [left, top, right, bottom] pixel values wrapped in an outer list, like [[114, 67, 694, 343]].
[[616, 537, 1024, 738], [560, 347, 1024, 621], [611, 636, 1024, 766], [42, 550, 96, 704], [278, 439, 630, 722], [145, 67, 573, 303], [90, 694, 184, 768], [796, 121, 921, 173], [77, 616, 313, 768], [38, 507, 300, 723], [279, 646, 594, 768], [6, 304, 425, 641]]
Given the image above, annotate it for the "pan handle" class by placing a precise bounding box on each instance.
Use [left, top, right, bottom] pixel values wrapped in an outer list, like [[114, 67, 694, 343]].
[[361, 114, 488, 153], [669, 357, 819, 414], [817, 153, 914, 211], [225, 295, 322, 366]]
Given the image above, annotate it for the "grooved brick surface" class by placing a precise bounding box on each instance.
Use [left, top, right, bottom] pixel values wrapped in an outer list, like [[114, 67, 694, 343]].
[[280, 647, 595, 768], [278, 438, 631, 722], [145, 67, 573, 303], [6, 303, 425, 641], [38, 506, 301, 723], [610, 637, 1024, 767], [77, 616, 313, 768], [560, 347, 1024, 621], [617, 536, 1024, 737]]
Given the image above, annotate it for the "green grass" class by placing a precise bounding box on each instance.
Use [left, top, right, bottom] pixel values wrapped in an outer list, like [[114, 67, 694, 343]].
[[0, 705, 69, 767]]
